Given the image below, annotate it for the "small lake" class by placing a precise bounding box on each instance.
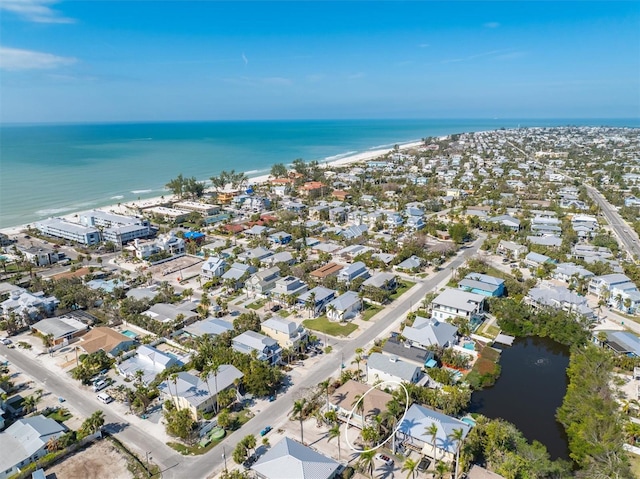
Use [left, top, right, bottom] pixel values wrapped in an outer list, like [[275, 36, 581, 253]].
[[470, 336, 570, 460]]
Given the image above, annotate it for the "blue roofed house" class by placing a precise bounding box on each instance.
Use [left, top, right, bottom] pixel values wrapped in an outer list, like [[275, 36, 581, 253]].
[[402, 316, 458, 349], [594, 330, 640, 357], [397, 403, 470, 462], [201, 257, 227, 279], [232, 330, 282, 365], [297, 287, 337, 316], [366, 352, 422, 388], [325, 291, 363, 322], [337, 261, 370, 285], [269, 231, 292, 245], [0, 417, 66, 479], [458, 273, 505, 297]]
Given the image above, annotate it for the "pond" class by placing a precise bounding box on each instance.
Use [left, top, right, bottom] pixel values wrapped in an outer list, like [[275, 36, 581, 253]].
[[470, 336, 570, 460]]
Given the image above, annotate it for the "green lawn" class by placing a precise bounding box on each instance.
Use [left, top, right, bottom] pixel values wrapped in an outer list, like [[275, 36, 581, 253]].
[[479, 324, 501, 338], [303, 316, 358, 337], [390, 280, 416, 301], [278, 309, 292, 317], [46, 409, 73, 422], [360, 303, 383, 321], [246, 299, 267, 310]]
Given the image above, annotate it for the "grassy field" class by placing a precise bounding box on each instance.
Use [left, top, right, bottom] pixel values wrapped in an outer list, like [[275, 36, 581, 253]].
[[360, 303, 383, 321], [628, 453, 640, 477], [390, 280, 416, 301], [246, 299, 267, 310], [303, 316, 358, 337]]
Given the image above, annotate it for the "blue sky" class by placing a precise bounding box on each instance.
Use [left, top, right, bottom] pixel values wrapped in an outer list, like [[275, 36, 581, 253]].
[[1, 1, 638, 123]]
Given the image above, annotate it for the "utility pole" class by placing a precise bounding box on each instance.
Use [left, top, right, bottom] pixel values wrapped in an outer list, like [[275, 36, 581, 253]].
[[222, 446, 227, 473]]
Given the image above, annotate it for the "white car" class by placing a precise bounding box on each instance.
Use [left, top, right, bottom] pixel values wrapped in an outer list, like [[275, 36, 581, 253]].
[[375, 453, 394, 466], [97, 392, 114, 404]]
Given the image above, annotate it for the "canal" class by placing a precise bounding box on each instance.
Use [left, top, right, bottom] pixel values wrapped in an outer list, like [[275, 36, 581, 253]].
[[469, 336, 570, 460]]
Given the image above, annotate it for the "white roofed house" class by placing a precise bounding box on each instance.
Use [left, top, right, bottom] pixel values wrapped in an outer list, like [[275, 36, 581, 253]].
[[397, 403, 470, 463], [232, 330, 282, 365], [200, 256, 227, 279], [589, 273, 640, 313], [366, 352, 422, 388], [262, 316, 308, 350], [553, 263, 594, 284], [325, 291, 363, 322], [1, 289, 59, 322], [336, 261, 369, 285], [496, 240, 527, 259], [117, 344, 183, 385], [431, 289, 485, 322], [526, 282, 595, 320], [487, 214, 521, 231], [158, 366, 243, 421], [402, 316, 459, 349], [31, 315, 88, 346], [19, 247, 59, 267], [245, 266, 281, 297]]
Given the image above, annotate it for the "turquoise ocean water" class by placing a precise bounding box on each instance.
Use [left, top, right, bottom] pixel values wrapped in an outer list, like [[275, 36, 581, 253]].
[[1, 119, 637, 229]]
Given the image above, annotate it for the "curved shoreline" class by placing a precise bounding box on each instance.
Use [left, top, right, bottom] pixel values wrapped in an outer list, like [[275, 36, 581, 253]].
[[0, 140, 423, 237]]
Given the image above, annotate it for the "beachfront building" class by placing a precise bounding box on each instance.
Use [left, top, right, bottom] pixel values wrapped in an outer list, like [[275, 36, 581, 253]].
[[173, 201, 220, 216], [146, 206, 191, 224], [397, 404, 470, 462], [158, 366, 243, 421], [79, 210, 150, 243], [35, 218, 101, 246], [0, 416, 66, 479], [261, 316, 308, 350], [431, 289, 485, 322]]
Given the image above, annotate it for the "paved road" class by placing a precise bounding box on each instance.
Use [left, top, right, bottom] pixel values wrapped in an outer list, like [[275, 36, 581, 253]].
[[1, 236, 483, 479], [585, 185, 640, 261]]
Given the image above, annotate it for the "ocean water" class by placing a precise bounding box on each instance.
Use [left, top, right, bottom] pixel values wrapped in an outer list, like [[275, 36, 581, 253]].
[[0, 119, 637, 229]]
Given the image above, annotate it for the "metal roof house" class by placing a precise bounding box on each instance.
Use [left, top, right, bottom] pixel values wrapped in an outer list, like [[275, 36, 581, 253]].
[[402, 316, 458, 349], [431, 289, 485, 321], [366, 352, 422, 387], [595, 330, 640, 357], [232, 330, 282, 365], [325, 291, 363, 322], [251, 437, 341, 479], [457, 273, 505, 297]]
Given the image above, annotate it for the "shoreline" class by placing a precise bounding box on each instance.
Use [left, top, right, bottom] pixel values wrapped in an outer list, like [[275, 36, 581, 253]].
[[0, 140, 424, 237]]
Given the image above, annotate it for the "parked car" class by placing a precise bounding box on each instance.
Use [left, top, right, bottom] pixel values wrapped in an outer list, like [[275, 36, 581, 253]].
[[375, 453, 393, 465], [270, 304, 281, 312], [260, 426, 272, 436], [97, 392, 114, 404], [417, 457, 431, 472], [93, 380, 107, 392]]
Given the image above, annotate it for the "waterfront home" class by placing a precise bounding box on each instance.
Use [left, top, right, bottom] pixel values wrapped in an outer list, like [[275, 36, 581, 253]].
[[327, 380, 393, 429], [201, 257, 227, 279], [31, 315, 88, 345], [76, 327, 137, 357], [0, 416, 66, 479], [1, 288, 59, 320], [142, 302, 198, 325], [35, 217, 101, 246], [297, 287, 337, 316], [245, 267, 281, 296], [325, 291, 363, 322], [402, 316, 458, 349], [496, 240, 527, 259], [526, 282, 595, 320], [366, 352, 422, 387], [117, 344, 182, 385], [158, 366, 243, 421], [457, 273, 505, 297], [431, 288, 485, 322], [381, 338, 436, 369], [232, 330, 282, 365], [397, 403, 470, 462], [593, 330, 640, 357], [337, 261, 369, 284], [262, 316, 308, 350], [251, 437, 341, 479]]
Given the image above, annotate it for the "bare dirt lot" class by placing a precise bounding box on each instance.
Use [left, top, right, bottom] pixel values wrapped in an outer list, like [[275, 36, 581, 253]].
[[46, 440, 133, 479]]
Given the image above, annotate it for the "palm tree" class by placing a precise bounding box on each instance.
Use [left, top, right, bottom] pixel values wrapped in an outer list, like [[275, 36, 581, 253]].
[[352, 393, 365, 430], [449, 427, 465, 479], [326, 303, 338, 321], [433, 460, 449, 479], [426, 422, 439, 461], [356, 449, 376, 478], [401, 457, 418, 479], [291, 399, 307, 444], [23, 395, 37, 414], [46, 436, 61, 452], [327, 423, 342, 461], [82, 410, 105, 435], [352, 347, 364, 381]]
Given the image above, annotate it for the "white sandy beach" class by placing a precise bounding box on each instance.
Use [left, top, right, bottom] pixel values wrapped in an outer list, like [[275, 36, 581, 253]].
[[0, 140, 423, 237]]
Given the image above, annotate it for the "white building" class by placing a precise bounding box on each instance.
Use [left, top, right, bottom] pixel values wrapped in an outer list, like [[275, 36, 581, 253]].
[[35, 218, 100, 246]]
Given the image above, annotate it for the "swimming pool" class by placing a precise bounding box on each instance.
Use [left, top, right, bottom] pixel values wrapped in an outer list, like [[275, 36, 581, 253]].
[[121, 330, 138, 339], [463, 341, 475, 351]]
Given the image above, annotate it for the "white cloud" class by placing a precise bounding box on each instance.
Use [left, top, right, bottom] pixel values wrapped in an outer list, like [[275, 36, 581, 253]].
[[0, 0, 74, 23], [0, 46, 77, 71], [483, 22, 500, 28]]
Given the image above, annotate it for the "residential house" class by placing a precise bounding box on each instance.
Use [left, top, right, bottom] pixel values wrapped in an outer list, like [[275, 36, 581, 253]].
[[594, 330, 640, 357], [117, 344, 182, 384], [431, 289, 485, 322], [158, 366, 243, 420], [589, 273, 640, 313], [496, 240, 527, 259], [31, 316, 88, 345], [179, 318, 234, 340], [155, 232, 186, 256], [397, 403, 470, 462], [200, 257, 227, 279], [381, 338, 436, 369], [263, 251, 295, 267], [487, 215, 521, 231], [1, 289, 59, 321], [336, 261, 369, 284], [526, 282, 595, 319], [297, 287, 337, 316], [76, 327, 137, 357], [362, 272, 397, 291], [341, 224, 368, 240], [19, 247, 59, 267], [269, 232, 292, 245], [245, 267, 281, 297], [402, 316, 458, 349], [262, 316, 308, 350], [238, 246, 273, 264], [221, 263, 256, 288], [467, 465, 506, 479], [457, 273, 505, 297], [524, 252, 557, 269], [272, 276, 308, 302], [553, 263, 594, 284], [0, 417, 67, 479], [142, 302, 199, 325], [527, 236, 563, 247], [251, 437, 341, 479], [326, 380, 393, 429], [325, 291, 363, 322], [366, 352, 422, 388], [310, 263, 343, 281], [232, 330, 282, 365], [395, 255, 423, 271], [298, 181, 328, 198]]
